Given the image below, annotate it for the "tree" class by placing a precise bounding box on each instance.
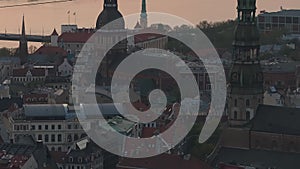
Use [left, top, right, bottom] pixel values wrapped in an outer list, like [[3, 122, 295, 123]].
[[0, 47, 12, 57]]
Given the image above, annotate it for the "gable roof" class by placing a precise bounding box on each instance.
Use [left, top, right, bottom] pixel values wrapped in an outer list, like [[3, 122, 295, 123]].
[[58, 32, 93, 43], [34, 45, 67, 57], [251, 105, 300, 135]]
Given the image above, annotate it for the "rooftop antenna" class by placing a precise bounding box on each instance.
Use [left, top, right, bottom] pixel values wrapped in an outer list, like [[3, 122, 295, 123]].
[[67, 10, 70, 25], [73, 12, 77, 24]]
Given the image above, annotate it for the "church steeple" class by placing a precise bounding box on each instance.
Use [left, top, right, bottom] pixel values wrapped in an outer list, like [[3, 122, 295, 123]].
[[228, 0, 264, 126], [140, 0, 148, 28], [19, 15, 28, 65]]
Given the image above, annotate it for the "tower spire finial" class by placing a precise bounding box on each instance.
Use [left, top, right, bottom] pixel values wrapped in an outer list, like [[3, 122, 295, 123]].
[[22, 14, 25, 36], [19, 15, 28, 65], [140, 0, 148, 28]]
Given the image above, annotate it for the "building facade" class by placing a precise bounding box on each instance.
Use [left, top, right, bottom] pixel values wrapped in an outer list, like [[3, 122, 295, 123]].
[[258, 9, 300, 33]]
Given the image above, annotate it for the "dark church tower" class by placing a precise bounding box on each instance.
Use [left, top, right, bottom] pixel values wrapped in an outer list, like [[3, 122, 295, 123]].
[[228, 0, 264, 126], [140, 0, 148, 28], [95, 0, 128, 85], [19, 15, 28, 65]]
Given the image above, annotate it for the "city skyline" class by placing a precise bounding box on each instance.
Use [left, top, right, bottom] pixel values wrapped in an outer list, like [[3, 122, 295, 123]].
[[0, 0, 299, 47]]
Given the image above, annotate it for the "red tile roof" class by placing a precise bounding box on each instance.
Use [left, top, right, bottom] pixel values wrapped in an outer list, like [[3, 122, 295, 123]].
[[117, 153, 213, 169], [58, 32, 94, 43], [23, 94, 48, 104], [141, 127, 157, 138], [34, 45, 67, 56], [134, 33, 166, 43], [50, 151, 66, 164]]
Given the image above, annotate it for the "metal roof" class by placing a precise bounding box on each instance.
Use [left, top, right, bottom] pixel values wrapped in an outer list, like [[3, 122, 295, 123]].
[[24, 104, 68, 117], [259, 9, 300, 17]]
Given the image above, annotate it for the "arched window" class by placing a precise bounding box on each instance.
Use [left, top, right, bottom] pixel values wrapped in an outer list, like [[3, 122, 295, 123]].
[[246, 111, 251, 120]]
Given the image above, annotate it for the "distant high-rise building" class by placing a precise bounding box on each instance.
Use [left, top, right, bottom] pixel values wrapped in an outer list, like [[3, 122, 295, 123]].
[[228, 0, 264, 126], [18, 15, 28, 65], [140, 0, 148, 29]]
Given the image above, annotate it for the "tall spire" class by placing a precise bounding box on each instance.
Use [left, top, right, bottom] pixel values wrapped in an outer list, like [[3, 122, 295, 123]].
[[140, 0, 148, 28], [19, 15, 28, 65], [141, 0, 146, 13], [227, 0, 263, 127]]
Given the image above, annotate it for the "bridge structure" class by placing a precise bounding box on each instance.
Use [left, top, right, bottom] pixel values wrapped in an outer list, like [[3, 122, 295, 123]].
[[0, 33, 51, 43]]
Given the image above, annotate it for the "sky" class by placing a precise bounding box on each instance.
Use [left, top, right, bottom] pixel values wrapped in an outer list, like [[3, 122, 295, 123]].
[[0, 0, 299, 47]]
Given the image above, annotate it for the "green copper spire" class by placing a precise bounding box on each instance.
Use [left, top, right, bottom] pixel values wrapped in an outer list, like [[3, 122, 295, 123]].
[[141, 0, 146, 13], [140, 0, 148, 28]]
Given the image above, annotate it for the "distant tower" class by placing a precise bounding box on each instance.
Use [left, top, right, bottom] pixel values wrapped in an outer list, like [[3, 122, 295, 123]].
[[19, 15, 28, 65], [140, 0, 148, 28], [228, 0, 264, 126], [50, 28, 59, 47]]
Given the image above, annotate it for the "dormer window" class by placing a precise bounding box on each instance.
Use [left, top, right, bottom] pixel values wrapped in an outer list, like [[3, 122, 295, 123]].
[[69, 156, 73, 163], [78, 157, 82, 163]]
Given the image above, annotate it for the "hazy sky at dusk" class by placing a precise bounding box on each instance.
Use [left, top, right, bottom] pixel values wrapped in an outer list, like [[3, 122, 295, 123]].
[[0, 0, 299, 47]]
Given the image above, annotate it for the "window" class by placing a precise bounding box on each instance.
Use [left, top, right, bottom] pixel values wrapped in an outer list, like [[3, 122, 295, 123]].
[[58, 134, 62, 142], [246, 99, 250, 107], [31, 125, 35, 130], [67, 135, 72, 142], [286, 17, 292, 23], [51, 125, 55, 130], [234, 99, 237, 107], [38, 125, 42, 130], [68, 124, 72, 129], [45, 134, 49, 142], [272, 16, 278, 23], [234, 111, 238, 120], [279, 16, 285, 23], [293, 17, 299, 24], [45, 125, 48, 130], [58, 125, 62, 130], [74, 134, 79, 141], [78, 157, 82, 163], [69, 157, 73, 163], [51, 134, 55, 142], [246, 111, 251, 120], [38, 134, 42, 140]]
